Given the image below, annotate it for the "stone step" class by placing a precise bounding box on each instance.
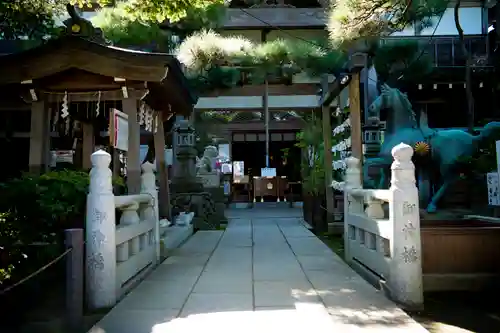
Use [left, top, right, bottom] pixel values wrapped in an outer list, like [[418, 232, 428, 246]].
[[159, 225, 194, 259]]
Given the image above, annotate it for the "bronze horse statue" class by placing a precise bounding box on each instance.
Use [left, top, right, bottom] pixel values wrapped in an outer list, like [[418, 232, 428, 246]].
[[364, 84, 500, 213]]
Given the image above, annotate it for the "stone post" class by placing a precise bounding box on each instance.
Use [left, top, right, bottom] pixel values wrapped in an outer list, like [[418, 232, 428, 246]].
[[140, 162, 160, 263], [388, 143, 423, 309], [64, 228, 83, 332], [85, 150, 116, 309], [343, 157, 363, 263]]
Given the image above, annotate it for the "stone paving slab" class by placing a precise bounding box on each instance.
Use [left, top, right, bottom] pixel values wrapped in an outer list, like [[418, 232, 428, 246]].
[[89, 208, 428, 333]]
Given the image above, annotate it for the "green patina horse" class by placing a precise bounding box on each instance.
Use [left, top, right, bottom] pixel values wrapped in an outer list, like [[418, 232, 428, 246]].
[[365, 83, 500, 213]]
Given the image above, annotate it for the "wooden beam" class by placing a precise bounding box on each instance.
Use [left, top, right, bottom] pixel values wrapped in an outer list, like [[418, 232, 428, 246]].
[[40, 88, 146, 103], [223, 119, 305, 131], [321, 75, 334, 226], [321, 73, 352, 106], [349, 72, 363, 180], [200, 83, 321, 97]]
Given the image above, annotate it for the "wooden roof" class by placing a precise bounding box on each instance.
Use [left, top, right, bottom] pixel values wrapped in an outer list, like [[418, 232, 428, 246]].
[[0, 35, 197, 115]]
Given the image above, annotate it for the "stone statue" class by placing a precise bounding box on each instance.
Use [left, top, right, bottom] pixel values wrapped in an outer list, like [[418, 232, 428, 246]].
[[197, 146, 219, 174], [365, 83, 500, 213]]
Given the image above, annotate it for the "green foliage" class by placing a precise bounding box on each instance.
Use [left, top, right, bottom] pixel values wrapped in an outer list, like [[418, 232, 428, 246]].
[[373, 39, 434, 84], [0, 170, 89, 246], [91, 2, 226, 51], [0, 0, 225, 41], [0, 0, 67, 40], [75, 0, 227, 24], [91, 3, 173, 51], [296, 115, 326, 195], [118, 0, 227, 24], [177, 31, 347, 91], [0, 170, 124, 244], [166, 4, 228, 37], [0, 170, 124, 285], [327, 0, 449, 49]]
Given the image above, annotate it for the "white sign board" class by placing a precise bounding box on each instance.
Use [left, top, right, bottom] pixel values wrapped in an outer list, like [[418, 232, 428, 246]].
[[166, 149, 173, 166], [487, 173, 500, 206], [109, 109, 129, 151], [218, 143, 230, 161], [261, 167, 277, 178], [221, 163, 232, 174], [233, 161, 244, 178], [51, 150, 74, 164]]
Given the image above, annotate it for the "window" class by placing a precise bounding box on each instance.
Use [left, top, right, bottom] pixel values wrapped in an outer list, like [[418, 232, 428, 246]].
[[420, 7, 483, 36]]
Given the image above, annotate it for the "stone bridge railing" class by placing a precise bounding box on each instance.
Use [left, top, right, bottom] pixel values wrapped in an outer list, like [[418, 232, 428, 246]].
[[343, 143, 423, 309], [85, 150, 160, 310]]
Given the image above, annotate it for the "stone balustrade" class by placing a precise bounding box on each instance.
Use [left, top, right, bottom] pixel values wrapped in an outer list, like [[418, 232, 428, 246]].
[[343, 143, 423, 309], [85, 150, 160, 310]]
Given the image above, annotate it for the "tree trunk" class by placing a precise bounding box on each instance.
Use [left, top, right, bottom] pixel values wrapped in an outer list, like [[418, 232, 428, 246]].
[[454, 0, 474, 133]]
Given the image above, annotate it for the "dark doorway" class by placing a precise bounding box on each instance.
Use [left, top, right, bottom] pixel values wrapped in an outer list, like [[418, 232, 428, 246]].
[[231, 140, 301, 180], [231, 141, 265, 178]]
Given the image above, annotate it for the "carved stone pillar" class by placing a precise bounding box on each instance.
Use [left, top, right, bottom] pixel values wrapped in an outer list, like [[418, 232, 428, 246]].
[[85, 150, 116, 309], [388, 143, 423, 309]]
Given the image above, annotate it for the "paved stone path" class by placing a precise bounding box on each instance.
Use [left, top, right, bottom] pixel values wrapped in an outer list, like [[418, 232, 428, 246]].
[[90, 208, 427, 333]]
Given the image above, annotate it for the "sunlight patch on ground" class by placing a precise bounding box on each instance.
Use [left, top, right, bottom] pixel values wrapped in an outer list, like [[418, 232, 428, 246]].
[[426, 322, 475, 333], [151, 308, 320, 333]]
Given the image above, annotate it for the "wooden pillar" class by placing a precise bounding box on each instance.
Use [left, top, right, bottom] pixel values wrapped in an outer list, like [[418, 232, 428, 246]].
[[321, 75, 334, 223], [112, 148, 121, 193], [154, 118, 171, 220], [123, 98, 141, 194], [349, 72, 363, 178], [82, 123, 94, 170], [29, 101, 50, 174]]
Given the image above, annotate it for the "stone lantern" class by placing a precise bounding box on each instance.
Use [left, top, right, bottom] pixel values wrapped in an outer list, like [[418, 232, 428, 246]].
[[363, 117, 383, 159], [171, 119, 203, 194]]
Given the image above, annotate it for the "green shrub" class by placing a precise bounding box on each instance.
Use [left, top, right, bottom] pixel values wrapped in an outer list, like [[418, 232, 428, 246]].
[[0, 170, 124, 285]]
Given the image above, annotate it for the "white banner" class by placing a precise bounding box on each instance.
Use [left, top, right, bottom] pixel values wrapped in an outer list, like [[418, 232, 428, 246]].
[[109, 109, 129, 151]]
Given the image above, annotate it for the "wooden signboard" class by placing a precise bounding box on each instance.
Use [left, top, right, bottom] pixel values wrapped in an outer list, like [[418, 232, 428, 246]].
[[109, 109, 129, 151]]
